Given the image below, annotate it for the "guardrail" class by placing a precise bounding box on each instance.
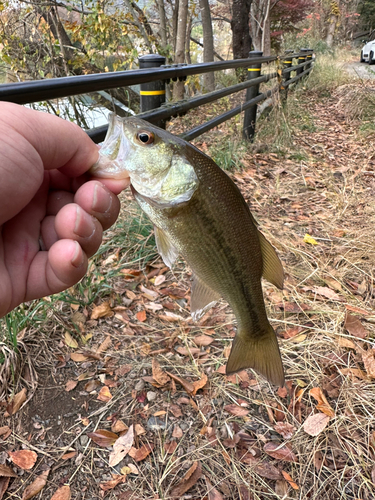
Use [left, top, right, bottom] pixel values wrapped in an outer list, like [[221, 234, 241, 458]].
[[0, 49, 313, 143]]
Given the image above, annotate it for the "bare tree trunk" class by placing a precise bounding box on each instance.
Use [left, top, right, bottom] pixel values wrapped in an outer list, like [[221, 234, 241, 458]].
[[325, 1, 340, 47], [199, 0, 215, 91], [172, 0, 179, 54], [123, 0, 153, 52], [231, 0, 252, 81], [185, 12, 193, 65], [156, 0, 168, 51], [173, 0, 189, 99], [261, 0, 271, 56]]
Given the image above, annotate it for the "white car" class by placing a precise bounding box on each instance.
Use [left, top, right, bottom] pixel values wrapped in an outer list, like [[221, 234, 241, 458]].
[[361, 32, 375, 64]]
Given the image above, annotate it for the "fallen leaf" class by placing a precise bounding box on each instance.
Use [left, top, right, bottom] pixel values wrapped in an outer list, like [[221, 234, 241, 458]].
[[70, 353, 88, 362], [7, 388, 27, 415], [344, 312, 368, 339], [277, 387, 288, 398], [154, 275, 166, 286], [274, 422, 295, 439], [304, 233, 318, 245], [0, 465, 16, 478], [61, 451, 76, 460], [50, 485, 71, 500], [279, 326, 305, 339], [205, 476, 224, 500], [263, 442, 297, 462], [303, 413, 330, 436], [172, 425, 183, 439], [109, 425, 134, 466], [64, 332, 78, 349], [361, 349, 375, 378], [140, 285, 158, 300], [123, 463, 139, 475], [339, 367, 367, 380], [21, 469, 49, 500], [8, 450, 37, 470], [84, 379, 101, 392], [0, 477, 10, 500], [224, 404, 249, 417], [136, 310, 147, 322], [97, 336, 112, 354], [129, 443, 154, 462], [91, 302, 113, 320], [345, 304, 370, 316], [111, 420, 128, 433], [310, 286, 343, 302], [338, 337, 356, 349], [97, 386, 112, 402], [314, 450, 324, 471], [169, 404, 182, 418], [275, 479, 289, 497], [134, 424, 146, 435], [0, 426, 11, 439], [309, 387, 335, 417], [281, 470, 299, 490], [152, 359, 171, 386], [175, 346, 200, 356], [65, 380, 78, 392], [166, 372, 194, 394], [164, 441, 177, 454], [99, 475, 127, 491], [253, 462, 282, 480], [194, 335, 214, 346], [192, 373, 208, 395], [170, 461, 202, 497], [87, 429, 119, 447]]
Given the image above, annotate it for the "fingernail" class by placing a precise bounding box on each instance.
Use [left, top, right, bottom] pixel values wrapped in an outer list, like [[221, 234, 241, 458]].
[[71, 241, 84, 268], [92, 183, 113, 213], [74, 206, 96, 238]]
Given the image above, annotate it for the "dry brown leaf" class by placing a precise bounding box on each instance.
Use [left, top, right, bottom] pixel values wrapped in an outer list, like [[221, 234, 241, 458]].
[[70, 353, 88, 362], [136, 310, 147, 322], [0, 477, 10, 500], [164, 441, 177, 454], [170, 461, 202, 498], [87, 429, 119, 447], [97, 335, 112, 354], [277, 387, 288, 398], [309, 387, 335, 417], [281, 470, 299, 490], [152, 359, 171, 386], [0, 465, 16, 478], [166, 372, 194, 394], [362, 349, 375, 378], [172, 425, 183, 439], [263, 442, 297, 462], [169, 404, 182, 418], [339, 367, 368, 380], [274, 422, 295, 439], [279, 326, 305, 339], [194, 335, 214, 346], [97, 386, 112, 402], [65, 380, 78, 392], [344, 312, 368, 339], [154, 275, 166, 286], [61, 451, 76, 460], [91, 302, 113, 320], [8, 450, 37, 470], [129, 443, 154, 462], [314, 450, 324, 471], [50, 485, 71, 500], [205, 476, 224, 500], [134, 424, 146, 436], [64, 332, 78, 349], [84, 380, 101, 392], [99, 475, 127, 491], [109, 425, 134, 466], [111, 420, 128, 433], [310, 286, 343, 302], [0, 426, 11, 440], [175, 346, 200, 356], [337, 337, 356, 349], [192, 373, 208, 395], [253, 462, 282, 480], [275, 479, 289, 497], [21, 469, 49, 500], [224, 404, 249, 417], [7, 388, 27, 415], [303, 413, 330, 436]]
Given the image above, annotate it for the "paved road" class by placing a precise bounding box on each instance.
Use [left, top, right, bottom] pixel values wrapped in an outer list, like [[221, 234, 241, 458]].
[[346, 60, 375, 79]]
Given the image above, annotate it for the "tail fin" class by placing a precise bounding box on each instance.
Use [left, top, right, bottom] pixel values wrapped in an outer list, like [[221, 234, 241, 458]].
[[226, 325, 285, 387]]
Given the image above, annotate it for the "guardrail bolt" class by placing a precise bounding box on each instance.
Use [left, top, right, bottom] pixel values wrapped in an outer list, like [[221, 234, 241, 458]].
[[243, 50, 263, 141], [139, 54, 166, 128]]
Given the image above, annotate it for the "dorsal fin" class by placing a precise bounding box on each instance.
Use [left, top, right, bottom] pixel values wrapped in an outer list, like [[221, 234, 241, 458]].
[[190, 274, 220, 321], [257, 230, 284, 290], [154, 226, 179, 268]]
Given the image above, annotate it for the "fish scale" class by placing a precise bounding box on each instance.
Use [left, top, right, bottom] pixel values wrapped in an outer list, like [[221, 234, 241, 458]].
[[90, 114, 285, 386]]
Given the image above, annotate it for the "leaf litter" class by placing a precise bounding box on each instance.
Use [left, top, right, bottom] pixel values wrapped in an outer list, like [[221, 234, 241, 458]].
[[2, 69, 375, 499]]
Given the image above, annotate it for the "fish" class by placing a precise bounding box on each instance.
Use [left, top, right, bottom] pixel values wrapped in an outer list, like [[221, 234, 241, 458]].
[[90, 114, 285, 386]]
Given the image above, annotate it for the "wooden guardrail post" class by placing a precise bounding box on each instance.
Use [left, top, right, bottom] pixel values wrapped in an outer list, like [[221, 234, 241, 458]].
[[139, 54, 166, 128], [243, 50, 263, 141]]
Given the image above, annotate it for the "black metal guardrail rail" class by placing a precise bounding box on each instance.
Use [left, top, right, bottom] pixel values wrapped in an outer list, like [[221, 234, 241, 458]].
[[0, 49, 314, 142]]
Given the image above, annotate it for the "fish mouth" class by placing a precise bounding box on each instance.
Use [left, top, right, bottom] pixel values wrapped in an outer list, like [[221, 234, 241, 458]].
[[90, 154, 131, 180]]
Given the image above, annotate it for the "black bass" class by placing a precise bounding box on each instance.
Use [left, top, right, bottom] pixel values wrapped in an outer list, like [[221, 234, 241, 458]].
[[91, 114, 285, 386]]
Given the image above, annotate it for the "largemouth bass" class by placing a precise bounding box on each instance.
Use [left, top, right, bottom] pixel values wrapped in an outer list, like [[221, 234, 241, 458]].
[[91, 114, 285, 386]]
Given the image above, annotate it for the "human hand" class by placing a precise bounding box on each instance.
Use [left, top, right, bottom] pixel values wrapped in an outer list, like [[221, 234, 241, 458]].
[[0, 102, 129, 318]]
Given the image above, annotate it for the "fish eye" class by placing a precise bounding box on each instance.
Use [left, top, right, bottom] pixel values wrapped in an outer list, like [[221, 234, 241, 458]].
[[137, 131, 155, 145]]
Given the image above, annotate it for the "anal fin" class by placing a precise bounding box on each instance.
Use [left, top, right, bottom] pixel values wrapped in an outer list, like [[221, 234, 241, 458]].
[[191, 274, 220, 321], [154, 226, 179, 268], [257, 230, 284, 290]]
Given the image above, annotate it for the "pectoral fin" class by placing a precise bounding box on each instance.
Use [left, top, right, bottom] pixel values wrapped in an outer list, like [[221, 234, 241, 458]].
[[257, 230, 284, 290], [190, 274, 220, 321], [226, 324, 285, 387], [154, 226, 179, 268]]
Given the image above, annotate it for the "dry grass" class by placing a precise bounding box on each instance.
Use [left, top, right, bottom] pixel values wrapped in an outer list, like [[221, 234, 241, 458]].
[[1, 54, 375, 500]]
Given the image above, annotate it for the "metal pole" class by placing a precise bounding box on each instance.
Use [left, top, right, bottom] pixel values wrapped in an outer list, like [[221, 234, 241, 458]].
[[281, 50, 293, 101], [139, 54, 166, 128], [302, 48, 313, 71], [296, 49, 307, 78], [243, 50, 263, 141]]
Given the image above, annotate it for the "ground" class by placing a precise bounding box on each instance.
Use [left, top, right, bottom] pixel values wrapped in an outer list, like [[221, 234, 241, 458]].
[[1, 59, 375, 500]]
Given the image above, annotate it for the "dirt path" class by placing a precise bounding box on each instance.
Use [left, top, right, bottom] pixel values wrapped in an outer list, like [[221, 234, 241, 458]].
[[1, 85, 375, 500]]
